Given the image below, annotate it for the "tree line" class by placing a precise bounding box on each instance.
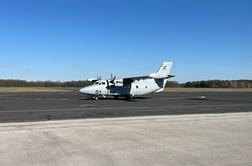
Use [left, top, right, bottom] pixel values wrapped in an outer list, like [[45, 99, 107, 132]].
[[166, 80, 252, 88], [0, 79, 251, 88], [0, 79, 91, 87]]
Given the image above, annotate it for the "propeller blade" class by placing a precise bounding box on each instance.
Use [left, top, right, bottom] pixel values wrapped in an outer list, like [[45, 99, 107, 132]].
[[109, 75, 116, 84], [106, 80, 110, 89], [97, 75, 101, 80], [111, 73, 113, 80]]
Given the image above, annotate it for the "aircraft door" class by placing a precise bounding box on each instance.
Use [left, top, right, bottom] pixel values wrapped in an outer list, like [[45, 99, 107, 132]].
[[99, 81, 109, 95]]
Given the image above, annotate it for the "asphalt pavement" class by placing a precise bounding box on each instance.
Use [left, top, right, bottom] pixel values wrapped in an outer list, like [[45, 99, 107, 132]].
[[0, 90, 251, 122]]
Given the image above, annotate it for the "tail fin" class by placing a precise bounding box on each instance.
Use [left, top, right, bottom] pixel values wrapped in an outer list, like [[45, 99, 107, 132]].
[[149, 61, 173, 79], [156, 61, 173, 77], [153, 61, 174, 92]]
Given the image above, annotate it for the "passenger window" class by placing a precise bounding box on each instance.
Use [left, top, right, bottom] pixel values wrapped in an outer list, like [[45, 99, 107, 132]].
[[145, 86, 147, 88], [99, 83, 101, 85], [136, 85, 139, 89]]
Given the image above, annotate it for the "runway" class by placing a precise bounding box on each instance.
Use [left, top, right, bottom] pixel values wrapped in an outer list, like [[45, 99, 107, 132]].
[[0, 90, 252, 122]]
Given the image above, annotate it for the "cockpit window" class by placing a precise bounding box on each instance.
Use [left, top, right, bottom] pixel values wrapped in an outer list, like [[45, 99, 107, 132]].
[[95, 82, 99, 85], [102, 82, 105, 85]]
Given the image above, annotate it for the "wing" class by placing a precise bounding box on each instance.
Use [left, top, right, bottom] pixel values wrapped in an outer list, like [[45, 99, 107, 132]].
[[122, 75, 175, 84], [123, 76, 149, 84]]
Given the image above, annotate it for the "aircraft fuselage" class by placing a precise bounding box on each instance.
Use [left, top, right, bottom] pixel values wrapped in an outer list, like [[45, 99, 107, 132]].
[[80, 78, 165, 97]]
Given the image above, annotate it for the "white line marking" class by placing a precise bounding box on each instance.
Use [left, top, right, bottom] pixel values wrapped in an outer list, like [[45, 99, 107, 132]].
[[0, 107, 152, 113], [156, 97, 184, 100], [160, 104, 250, 108], [1, 97, 71, 101], [0, 103, 251, 114], [80, 104, 96, 107]]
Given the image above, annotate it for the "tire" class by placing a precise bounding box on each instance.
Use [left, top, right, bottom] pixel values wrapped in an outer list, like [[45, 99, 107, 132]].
[[125, 95, 132, 101]]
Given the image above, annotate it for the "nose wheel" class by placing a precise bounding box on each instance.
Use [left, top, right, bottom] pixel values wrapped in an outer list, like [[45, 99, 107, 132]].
[[91, 95, 99, 100], [93, 90, 100, 100]]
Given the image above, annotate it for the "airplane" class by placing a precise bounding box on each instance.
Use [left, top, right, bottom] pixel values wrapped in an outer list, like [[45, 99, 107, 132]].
[[79, 61, 174, 100]]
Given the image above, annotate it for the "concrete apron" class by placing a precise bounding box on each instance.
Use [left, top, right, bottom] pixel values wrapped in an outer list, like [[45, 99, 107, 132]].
[[0, 112, 251, 166]]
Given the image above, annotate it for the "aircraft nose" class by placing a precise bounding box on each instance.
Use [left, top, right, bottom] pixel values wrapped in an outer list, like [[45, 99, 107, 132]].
[[79, 87, 90, 94]]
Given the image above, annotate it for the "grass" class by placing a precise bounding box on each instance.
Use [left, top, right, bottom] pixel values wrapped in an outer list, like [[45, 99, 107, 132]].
[[0, 87, 75, 93]]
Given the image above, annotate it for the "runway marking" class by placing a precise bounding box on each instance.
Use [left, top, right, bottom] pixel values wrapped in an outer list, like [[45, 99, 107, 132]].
[[80, 104, 96, 107], [160, 103, 251, 108], [0, 103, 251, 114], [156, 97, 185, 100], [0, 107, 152, 113], [0, 97, 71, 101]]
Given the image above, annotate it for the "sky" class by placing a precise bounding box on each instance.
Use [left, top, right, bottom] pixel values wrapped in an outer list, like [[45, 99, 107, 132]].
[[0, 0, 251, 82]]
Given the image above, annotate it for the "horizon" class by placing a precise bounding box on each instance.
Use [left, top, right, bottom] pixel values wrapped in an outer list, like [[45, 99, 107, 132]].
[[0, 0, 252, 82], [1, 78, 252, 84]]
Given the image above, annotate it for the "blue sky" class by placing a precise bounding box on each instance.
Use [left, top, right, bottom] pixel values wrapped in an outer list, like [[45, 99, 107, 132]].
[[0, 0, 251, 82]]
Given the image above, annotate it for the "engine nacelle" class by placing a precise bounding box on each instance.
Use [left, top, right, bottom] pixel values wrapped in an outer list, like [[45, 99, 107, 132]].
[[110, 79, 123, 86], [87, 78, 98, 82]]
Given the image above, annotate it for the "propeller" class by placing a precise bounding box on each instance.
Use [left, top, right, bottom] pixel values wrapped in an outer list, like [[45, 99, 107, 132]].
[[97, 75, 102, 80], [106, 74, 116, 89], [106, 80, 110, 89], [110, 74, 116, 84]]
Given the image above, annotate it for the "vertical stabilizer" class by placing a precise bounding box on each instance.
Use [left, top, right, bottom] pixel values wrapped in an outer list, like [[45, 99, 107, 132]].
[[156, 61, 173, 77], [149, 61, 173, 79], [154, 61, 174, 92]]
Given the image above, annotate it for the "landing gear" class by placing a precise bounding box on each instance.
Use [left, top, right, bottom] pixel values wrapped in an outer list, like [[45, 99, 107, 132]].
[[91, 95, 99, 100], [114, 96, 119, 100], [125, 95, 133, 101], [93, 90, 100, 100]]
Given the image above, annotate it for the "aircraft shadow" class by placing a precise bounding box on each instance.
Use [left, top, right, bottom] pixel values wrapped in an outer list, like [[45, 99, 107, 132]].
[[78, 96, 150, 101]]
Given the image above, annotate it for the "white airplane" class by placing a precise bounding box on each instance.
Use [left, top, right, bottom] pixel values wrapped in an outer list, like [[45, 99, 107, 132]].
[[79, 61, 174, 100]]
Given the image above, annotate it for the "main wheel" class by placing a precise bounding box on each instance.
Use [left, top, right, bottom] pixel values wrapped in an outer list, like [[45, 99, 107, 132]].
[[125, 95, 132, 101], [114, 96, 119, 100]]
